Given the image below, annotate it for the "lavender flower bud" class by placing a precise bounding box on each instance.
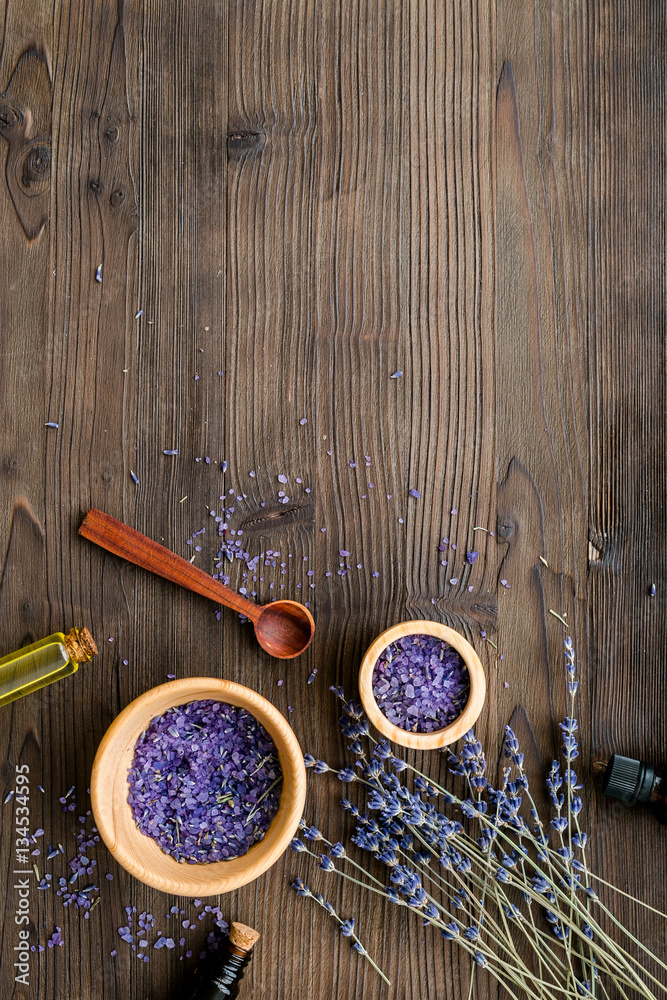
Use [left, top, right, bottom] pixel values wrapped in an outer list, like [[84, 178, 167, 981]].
[[473, 952, 488, 967], [373, 739, 392, 760], [551, 816, 569, 833], [391, 757, 408, 772], [441, 921, 459, 940], [352, 941, 366, 955], [337, 768, 357, 783], [340, 918, 355, 937], [304, 826, 323, 841], [290, 838, 307, 853], [304, 753, 317, 767], [313, 760, 330, 774], [330, 842, 346, 858], [318, 855, 335, 872], [292, 878, 310, 896]]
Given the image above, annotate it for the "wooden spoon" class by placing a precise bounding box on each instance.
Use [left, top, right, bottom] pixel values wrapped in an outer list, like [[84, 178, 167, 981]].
[[79, 508, 315, 659]]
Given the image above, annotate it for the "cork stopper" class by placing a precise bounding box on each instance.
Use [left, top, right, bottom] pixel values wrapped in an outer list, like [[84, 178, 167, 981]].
[[229, 921, 260, 953], [62, 628, 98, 663]]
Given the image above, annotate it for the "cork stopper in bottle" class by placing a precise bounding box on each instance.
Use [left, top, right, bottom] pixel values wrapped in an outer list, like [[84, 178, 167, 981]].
[[229, 921, 260, 953], [62, 628, 99, 663]]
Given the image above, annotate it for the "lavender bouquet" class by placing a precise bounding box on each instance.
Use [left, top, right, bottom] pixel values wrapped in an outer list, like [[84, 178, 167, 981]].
[[291, 638, 667, 998]]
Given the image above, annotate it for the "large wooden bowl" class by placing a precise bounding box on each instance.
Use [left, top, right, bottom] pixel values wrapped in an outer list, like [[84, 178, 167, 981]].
[[90, 678, 307, 896], [358, 620, 486, 750]]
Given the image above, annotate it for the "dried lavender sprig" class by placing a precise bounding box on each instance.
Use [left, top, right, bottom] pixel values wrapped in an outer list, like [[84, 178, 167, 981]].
[[290, 879, 390, 985], [296, 820, 385, 889], [333, 759, 572, 997], [328, 686, 666, 998]]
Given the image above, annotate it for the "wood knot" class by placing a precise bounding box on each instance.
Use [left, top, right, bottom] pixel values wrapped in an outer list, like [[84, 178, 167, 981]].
[[227, 130, 264, 153], [19, 140, 51, 195], [496, 516, 515, 540], [0, 100, 22, 130], [110, 187, 126, 208], [89, 178, 102, 192], [104, 125, 119, 143]]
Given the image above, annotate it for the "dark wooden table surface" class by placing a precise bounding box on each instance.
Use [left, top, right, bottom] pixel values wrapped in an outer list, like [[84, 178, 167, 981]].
[[0, 1, 665, 998]]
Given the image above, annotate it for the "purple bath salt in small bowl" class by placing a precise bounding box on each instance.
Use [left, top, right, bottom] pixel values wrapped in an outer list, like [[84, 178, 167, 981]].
[[127, 700, 282, 864], [372, 634, 470, 734]]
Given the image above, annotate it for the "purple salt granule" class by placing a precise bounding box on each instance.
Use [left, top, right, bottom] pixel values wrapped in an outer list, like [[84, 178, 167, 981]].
[[372, 634, 470, 734], [127, 700, 282, 864]]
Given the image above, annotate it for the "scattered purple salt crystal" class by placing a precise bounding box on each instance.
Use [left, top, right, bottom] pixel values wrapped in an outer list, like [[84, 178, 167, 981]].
[[650, 583, 656, 597], [277, 474, 288, 484], [221, 460, 228, 472], [390, 371, 403, 378], [130, 470, 139, 485], [45, 421, 59, 428], [451, 508, 457, 515], [467, 551, 479, 564], [449, 578, 459, 585], [300, 417, 308, 425], [409, 489, 420, 499], [372, 634, 470, 734], [127, 700, 281, 863], [163, 449, 178, 456], [339, 549, 351, 557], [95, 265, 102, 282], [500, 579, 511, 589], [372, 571, 379, 578], [110, 949, 117, 957], [135, 310, 143, 319]]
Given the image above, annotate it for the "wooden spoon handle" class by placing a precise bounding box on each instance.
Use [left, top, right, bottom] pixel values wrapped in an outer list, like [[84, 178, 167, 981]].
[[79, 509, 259, 621]]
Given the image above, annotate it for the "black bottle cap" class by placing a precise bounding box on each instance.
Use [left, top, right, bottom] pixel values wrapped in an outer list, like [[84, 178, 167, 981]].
[[602, 754, 655, 805]]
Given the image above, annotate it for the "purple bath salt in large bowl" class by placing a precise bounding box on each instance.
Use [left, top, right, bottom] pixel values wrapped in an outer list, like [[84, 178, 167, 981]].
[[91, 678, 306, 896], [358, 621, 486, 750]]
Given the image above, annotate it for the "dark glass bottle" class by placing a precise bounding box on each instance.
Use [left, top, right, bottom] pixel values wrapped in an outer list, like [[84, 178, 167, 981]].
[[602, 754, 667, 824], [184, 922, 259, 1000]]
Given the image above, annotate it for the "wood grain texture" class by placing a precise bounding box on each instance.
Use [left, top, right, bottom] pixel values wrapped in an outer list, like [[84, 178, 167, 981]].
[[0, 0, 664, 997]]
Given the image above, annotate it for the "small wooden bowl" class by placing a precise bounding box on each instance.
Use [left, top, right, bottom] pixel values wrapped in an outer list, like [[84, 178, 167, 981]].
[[90, 678, 306, 896], [358, 620, 486, 750]]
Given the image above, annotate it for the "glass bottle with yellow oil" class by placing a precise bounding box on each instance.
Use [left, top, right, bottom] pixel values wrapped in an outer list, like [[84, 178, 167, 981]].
[[0, 628, 98, 708]]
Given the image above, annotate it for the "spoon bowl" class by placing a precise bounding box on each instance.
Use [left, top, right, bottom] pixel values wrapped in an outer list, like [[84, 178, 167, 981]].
[[254, 600, 315, 659]]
